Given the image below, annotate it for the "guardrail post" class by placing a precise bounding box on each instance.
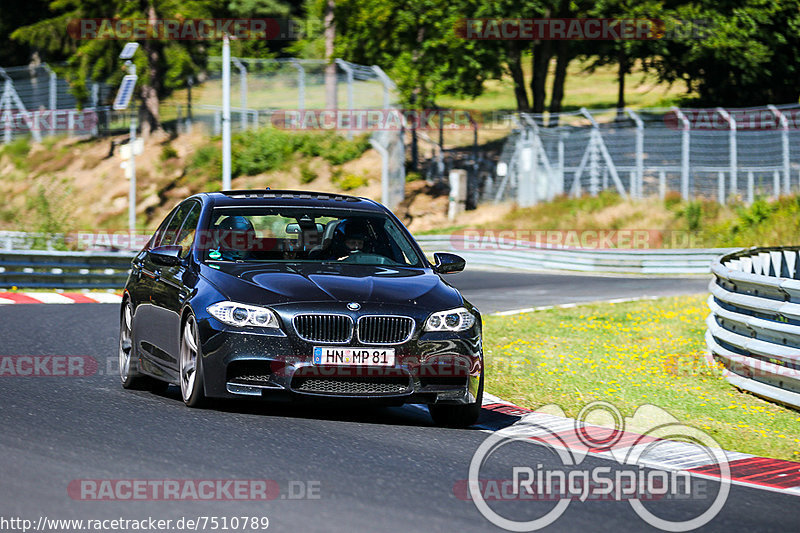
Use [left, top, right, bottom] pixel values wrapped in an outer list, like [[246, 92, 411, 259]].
[[671, 107, 691, 200], [768, 105, 790, 195]]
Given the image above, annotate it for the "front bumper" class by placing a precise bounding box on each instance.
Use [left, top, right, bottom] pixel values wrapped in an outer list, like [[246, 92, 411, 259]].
[[196, 312, 482, 405]]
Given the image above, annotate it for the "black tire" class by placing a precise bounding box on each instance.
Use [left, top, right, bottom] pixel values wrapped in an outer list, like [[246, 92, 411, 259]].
[[180, 314, 207, 408], [119, 301, 150, 390], [428, 370, 484, 428]]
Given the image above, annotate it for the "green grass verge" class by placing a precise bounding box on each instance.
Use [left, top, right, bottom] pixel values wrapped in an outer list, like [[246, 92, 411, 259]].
[[483, 294, 800, 461]]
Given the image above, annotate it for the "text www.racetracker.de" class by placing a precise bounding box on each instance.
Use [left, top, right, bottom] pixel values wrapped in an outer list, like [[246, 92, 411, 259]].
[[0, 516, 270, 532]]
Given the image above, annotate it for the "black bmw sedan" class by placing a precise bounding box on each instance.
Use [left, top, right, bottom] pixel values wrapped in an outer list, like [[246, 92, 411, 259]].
[[119, 190, 483, 427]]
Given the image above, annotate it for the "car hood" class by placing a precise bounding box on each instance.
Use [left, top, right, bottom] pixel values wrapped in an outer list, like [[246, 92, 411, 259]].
[[199, 262, 463, 309]]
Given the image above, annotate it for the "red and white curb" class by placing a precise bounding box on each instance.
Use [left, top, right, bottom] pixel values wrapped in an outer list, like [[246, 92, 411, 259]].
[[0, 292, 122, 304], [477, 393, 800, 497]]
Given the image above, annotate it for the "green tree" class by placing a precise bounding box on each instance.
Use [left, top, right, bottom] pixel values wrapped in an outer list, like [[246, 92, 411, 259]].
[[648, 0, 800, 105], [0, 0, 51, 66], [13, 0, 217, 137]]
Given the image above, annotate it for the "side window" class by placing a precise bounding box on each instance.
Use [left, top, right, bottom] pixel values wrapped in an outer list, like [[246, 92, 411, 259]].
[[175, 203, 201, 258], [150, 207, 178, 248], [159, 202, 195, 247]]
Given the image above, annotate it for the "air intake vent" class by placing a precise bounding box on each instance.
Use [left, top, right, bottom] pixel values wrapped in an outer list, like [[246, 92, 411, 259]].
[[293, 314, 353, 343], [357, 316, 414, 344], [291, 377, 411, 395]]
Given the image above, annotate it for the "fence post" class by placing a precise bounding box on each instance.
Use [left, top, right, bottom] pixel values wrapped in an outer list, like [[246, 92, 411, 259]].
[[768, 105, 790, 195], [626, 108, 644, 199], [291, 60, 305, 111], [371, 65, 395, 110], [186, 76, 193, 131], [1, 78, 12, 144], [557, 130, 565, 194], [335, 59, 354, 139], [747, 171, 754, 204], [659, 170, 666, 199], [44, 64, 57, 136], [717, 171, 725, 205], [671, 107, 691, 200], [231, 57, 247, 131], [90, 83, 99, 136], [716, 108, 737, 200]]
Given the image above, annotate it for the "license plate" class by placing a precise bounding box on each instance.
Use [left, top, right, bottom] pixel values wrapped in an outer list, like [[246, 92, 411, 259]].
[[313, 347, 395, 366]]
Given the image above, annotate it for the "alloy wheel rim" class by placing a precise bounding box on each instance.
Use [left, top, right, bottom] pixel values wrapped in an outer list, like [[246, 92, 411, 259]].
[[181, 318, 198, 401], [119, 304, 133, 382]]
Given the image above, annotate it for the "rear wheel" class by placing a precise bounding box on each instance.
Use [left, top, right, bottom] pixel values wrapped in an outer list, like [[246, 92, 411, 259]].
[[119, 301, 148, 389], [180, 314, 207, 408], [428, 371, 484, 428]]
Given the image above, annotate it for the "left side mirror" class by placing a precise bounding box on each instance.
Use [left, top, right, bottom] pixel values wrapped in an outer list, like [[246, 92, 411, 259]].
[[432, 252, 466, 274], [149, 245, 183, 266]]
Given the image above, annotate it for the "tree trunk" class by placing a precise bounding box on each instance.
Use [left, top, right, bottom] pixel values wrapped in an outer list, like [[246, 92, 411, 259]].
[[139, 4, 162, 138], [324, 0, 337, 110], [616, 49, 628, 120], [547, 41, 571, 126], [530, 40, 552, 116], [507, 44, 529, 112], [408, 26, 426, 172]]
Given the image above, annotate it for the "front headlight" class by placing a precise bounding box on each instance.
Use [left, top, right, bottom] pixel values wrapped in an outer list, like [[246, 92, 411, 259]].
[[424, 307, 475, 332], [207, 301, 280, 328]]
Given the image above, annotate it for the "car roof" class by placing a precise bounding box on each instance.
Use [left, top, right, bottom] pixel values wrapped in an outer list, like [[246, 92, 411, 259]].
[[196, 190, 386, 212]]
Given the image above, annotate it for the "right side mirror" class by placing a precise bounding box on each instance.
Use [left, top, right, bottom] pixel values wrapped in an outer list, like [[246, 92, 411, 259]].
[[432, 252, 466, 274]]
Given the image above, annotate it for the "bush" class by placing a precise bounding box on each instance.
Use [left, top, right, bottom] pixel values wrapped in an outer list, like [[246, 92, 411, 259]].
[[332, 170, 368, 191], [229, 128, 371, 177], [160, 144, 179, 161], [299, 162, 317, 184], [188, 144, 221, 176], [684, 201, 703, 231]]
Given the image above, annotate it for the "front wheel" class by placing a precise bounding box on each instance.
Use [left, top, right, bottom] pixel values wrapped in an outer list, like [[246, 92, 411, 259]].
[[428, 371, 483, 428], [180, 314, 207, 408]]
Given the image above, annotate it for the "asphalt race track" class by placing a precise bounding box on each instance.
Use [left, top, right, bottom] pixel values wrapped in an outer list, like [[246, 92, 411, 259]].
[[445, 270, 710, 314], [0, 272, 796, 532]]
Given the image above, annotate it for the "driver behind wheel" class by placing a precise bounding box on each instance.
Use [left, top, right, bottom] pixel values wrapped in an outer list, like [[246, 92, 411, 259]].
[[330, 219, 369, 260]]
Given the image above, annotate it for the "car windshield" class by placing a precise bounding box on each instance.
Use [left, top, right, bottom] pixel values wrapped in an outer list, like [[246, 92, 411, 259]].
[[202, 207, 424, 267]]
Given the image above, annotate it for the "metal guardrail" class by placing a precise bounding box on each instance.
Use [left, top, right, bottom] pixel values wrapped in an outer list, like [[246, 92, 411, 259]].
[[707, 247, 800, 409], [0, 237, 729, 290], [415, 235, 733, 274], [0, 250, 135, 289]]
